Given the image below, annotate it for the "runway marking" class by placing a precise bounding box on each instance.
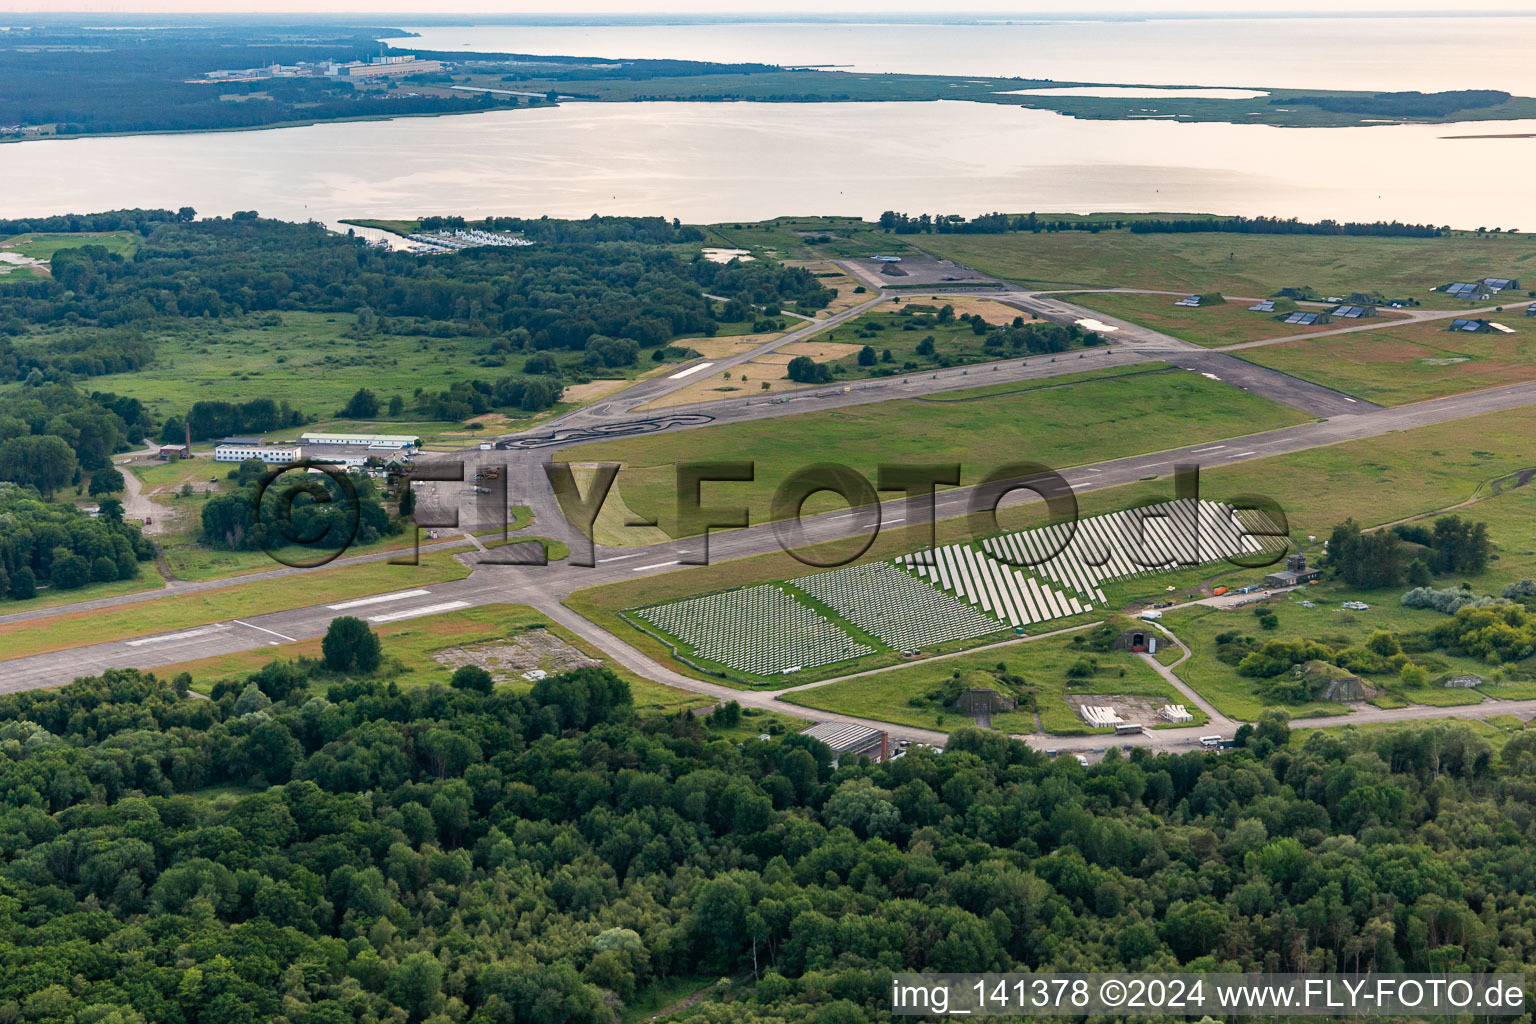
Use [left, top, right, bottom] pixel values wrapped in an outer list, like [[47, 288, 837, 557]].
[[1191, 445, 1227, 453], [328, 589, 431, 611], [125, 624, 228, 647], [234, 619, 296, 642], [369, 600, 471, 624], [885, 517, 906, 524], [1229, 451, 1258, 458], [601, 553, 642, 562], [667, 361, 716, 380], [632, 560, 680, 572]]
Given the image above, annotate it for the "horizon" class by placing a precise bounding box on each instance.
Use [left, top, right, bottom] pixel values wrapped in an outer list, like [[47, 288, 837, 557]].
[[6, 4, 1536, 17]]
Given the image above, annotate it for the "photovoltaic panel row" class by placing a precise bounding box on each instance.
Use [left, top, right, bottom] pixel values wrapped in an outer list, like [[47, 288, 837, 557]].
[[902, 543, 1086, 628], [977, 499, 1278, 603]]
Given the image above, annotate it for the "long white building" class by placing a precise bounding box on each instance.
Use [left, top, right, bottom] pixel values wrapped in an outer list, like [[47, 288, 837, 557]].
[[214, 438, 301, 464], [299, 431, 419, 451]]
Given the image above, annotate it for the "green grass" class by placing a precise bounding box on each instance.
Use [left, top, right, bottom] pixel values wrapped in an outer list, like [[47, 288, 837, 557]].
[[0, 552, 470, 661], [0, 230, 139, 259], [919, 361, 1171, 400], [1160, 589, 1504, 722], [916, 229, 1536, 305], [2, 569, 169, 615], [782, 624, 1201, 736], [560, 369, 1313, 538], [1063, 290, 1383, 349], [1237, 316, 1536, 406], [164, 603, 716, 718]]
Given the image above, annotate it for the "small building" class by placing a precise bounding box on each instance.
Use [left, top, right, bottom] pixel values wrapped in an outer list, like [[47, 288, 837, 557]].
[[215, 438, 300, 464], [1482, 277, 1518, 293], [1444, 674, 1482, 689], [1525, 304, 1536, 318], [800, 722, 889, 765], [1174, 294, 1202, 308], [1331, 303, 1377, 319], [1161, 704, 1194, 723], [951, 688, 1017, 715], [1264, 553, 1322, 589], [1248, 299, 1276, 313], [156, 444, 191, 461], [1448, 318, 1496, 333], [1111, 629, 1158, 655], [300, 444, 379, 470], [1282, 311, 1330, 326]]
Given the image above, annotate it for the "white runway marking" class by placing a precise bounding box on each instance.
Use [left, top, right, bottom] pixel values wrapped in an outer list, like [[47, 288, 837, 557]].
[[667, 361, 716, 380], [369, 600, 470, 623], [234, 619, 296, 642], [126, 624, 228, 647], [328, 589, 431, 611], [602, 553, 642, 562], [632, 560, 680, 572]]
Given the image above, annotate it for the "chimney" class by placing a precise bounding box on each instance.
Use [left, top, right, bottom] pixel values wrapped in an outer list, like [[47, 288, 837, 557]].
[[879, 732, 889, 762], [185, 420, 192, 454]]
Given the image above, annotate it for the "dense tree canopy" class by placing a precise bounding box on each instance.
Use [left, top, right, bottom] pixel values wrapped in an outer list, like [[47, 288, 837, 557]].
[[0, 646, 1534, 1023]]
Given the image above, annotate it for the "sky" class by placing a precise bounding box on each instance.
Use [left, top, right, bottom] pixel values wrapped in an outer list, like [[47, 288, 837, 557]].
[[5, 1, 1536, 14]]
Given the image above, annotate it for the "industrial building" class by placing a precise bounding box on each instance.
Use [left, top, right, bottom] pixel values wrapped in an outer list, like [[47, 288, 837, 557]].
[[800, 722, 889, 765], [214, 438, 300, 464], [1161, 704, 1194, 723], [298, 431, 419, 450], [1264, 553, 1322, 589], [1080, 706, 1124, 729], [327, 56, 443, 79]]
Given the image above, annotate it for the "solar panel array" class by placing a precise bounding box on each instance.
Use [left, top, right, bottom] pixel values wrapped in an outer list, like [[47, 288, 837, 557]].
[[1484, 278, 1515, 292], [1174, 294, 1202, 307], [1446, 282, 1481, 299], [1283, 311, 1323, 325], [1332, 304, 1372, 319], [1526, 304, 1536, 318], [901, 544, 1087, 629], [1248, 299, 1276, 312], [789, 561, 1005, 651], [635, 585, 873, 676], [973, 499, 1281, 604], [1449, 318, 1485, 333]]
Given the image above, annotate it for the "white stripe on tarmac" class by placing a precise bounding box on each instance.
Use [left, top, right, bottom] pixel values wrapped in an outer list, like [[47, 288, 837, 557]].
[[602, 553, 642, 563], [328, 589, 431, 611], [632, 560, 679, 572], [126, 624, 228, 647], [1191, 445, 1227, 453], [369, 600, 471, 624], [234, 619, 296, 642], [667, 361, 716, 380]]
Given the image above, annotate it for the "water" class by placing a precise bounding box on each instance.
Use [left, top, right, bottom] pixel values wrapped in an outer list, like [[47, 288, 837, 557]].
[[386, 16, 1536, 93], [1, 101, 1532, 231]]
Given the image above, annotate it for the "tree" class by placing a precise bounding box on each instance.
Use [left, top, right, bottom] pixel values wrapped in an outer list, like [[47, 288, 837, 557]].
[[857, 345, 876, 367], [451, 665, 494, 694], [1407, 558, 1433, 587], [0, 434, 78, 498], [916, 335, 936, 357], [322, 616, 382, 674], [398, 487, 415, 519], [786, 355, 832, 384], [90, 556, 118, 583], [98, 497, 124, 523], [341, 388, 379, 419], [50, 552, 90, 590], [387, 395, 405, 417], [9, 566, 36, 600], [89, 467, 125, 497]]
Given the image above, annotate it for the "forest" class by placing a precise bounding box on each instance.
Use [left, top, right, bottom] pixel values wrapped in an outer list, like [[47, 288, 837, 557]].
[[0, 25, 513, 137], [0, 621, 1534, 1023]]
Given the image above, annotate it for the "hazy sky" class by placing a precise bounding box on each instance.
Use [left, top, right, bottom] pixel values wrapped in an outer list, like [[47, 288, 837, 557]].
[[5, 2, 1536, 14]]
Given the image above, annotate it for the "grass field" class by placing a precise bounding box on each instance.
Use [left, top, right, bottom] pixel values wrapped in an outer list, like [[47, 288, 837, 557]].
[[0, 230, 139, 259], [560, 369, 1313, 538], [917, 229, 1536, 305], [0, 552, 469, 661], [1063, 290, 1404, 348], [1237, 315, 1536, 406], [154, 603, 727, 720], [781, 623, 1202, 736]]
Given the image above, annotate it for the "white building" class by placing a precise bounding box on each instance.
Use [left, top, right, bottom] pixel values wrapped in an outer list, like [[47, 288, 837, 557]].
[[214, 438, 300, 464], [1080, 706, 1124, 729], [299, 431, 419, 451], [1161, 704, 1194, 724]]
